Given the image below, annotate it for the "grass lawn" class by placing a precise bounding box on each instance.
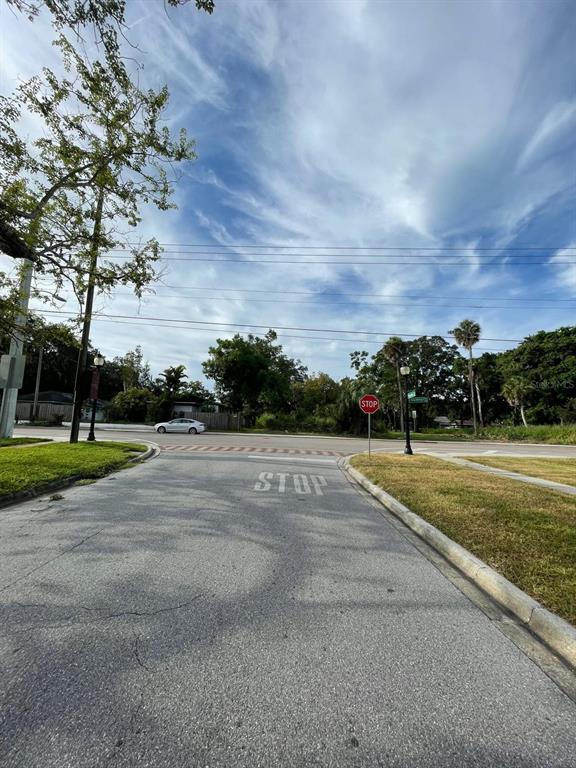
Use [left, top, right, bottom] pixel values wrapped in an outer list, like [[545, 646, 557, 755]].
[[0, 441, 147, 499], [0, 437, 52, 448], [350, 453, 576, 625], [463, 456, 576, 487]]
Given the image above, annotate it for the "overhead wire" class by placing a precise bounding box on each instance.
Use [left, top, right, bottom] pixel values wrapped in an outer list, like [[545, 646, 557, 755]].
[[33, 307, 523, 342], [87, 318, 513, 352]]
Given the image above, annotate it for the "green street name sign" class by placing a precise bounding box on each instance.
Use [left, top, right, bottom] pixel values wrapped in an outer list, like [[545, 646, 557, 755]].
[[409, 396, 428, 404], [407, 390, 416, 399]]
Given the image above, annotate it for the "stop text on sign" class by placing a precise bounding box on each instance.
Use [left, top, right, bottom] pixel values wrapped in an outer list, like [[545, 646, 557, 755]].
[[359, 394, 380, 414]]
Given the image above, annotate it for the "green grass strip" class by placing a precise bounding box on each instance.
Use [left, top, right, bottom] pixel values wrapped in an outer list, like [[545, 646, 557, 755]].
[[350, 454, 576, 625], [0, 441, 147, 498]]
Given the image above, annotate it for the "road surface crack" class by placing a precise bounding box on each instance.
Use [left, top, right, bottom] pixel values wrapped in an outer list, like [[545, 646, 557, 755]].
[[0, 527, 106, 594], [103, 595, 203, 620], [132, 632, 150, 671]]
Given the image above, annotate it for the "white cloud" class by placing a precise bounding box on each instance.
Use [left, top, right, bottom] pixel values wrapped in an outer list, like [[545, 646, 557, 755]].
[[549, 244, 576, 292], [2, 0, 575, 381]]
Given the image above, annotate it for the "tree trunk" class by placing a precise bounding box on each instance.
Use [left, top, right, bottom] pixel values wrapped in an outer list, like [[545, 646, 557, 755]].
[[475, 380, 484, 427], [520, 404, 528, 427], [468, 348, 478, 435], [70, 184, 105, 443], [396, 363, 404, 432]]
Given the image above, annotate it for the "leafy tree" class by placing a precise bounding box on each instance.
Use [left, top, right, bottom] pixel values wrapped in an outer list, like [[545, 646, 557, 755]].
[[0, 36, 196, 301], [351, 336, 466, 429], [179, 380, 217, 410], [497, 326, 576, 424], [381, 336, 407, 431], [18, 321, 80, 394], [473, 353, 507, 424], [108, 387, 153, 423], [6, 1, 215, 80], [113, 346, 151, 391], [502, 377, 531, 426], [291, 373, 339, 417], [449, 319, 481, 433], [14, 320, 124, 400], [203, 331, 306, 417], [158, 365, 188, 397]]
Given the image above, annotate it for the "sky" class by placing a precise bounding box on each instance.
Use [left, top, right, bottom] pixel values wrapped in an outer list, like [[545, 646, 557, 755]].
[[1, 0, 575, 387]]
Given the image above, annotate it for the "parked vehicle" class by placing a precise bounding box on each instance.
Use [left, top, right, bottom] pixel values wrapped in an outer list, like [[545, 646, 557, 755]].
[[154, 418, 206, 434]]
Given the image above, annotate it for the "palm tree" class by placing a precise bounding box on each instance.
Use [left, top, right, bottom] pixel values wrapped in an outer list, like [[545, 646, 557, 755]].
[[502, 377, 530, 426], [450, 319, 481, 434], [159, 365, 188, 397], [382, 336, 406, 432]]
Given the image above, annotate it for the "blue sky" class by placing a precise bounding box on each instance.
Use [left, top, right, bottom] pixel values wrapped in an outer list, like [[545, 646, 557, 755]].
[[1, 0, 575, 383]]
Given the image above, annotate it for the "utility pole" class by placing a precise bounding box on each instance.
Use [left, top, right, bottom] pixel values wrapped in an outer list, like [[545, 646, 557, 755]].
[[31, 346, 43, 422], [0, 259, 34, 438], [69, 186, 105, 443]]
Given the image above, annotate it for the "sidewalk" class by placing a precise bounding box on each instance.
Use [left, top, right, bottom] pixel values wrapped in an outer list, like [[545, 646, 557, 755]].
[[424, 453, 576, 496]]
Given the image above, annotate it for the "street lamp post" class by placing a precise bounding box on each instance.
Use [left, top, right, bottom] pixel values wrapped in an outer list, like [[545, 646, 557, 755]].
[[400, 365, 413, 455], [87, 352, 104, 442]]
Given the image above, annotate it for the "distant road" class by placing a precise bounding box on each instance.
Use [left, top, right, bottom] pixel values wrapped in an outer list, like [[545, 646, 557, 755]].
[[14, 425, 576, 457]]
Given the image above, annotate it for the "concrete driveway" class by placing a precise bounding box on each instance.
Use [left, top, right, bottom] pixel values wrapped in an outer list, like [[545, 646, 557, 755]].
[[1, 450, 575, 766]]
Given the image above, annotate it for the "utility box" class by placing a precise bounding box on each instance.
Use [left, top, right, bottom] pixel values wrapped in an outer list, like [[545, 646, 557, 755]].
[[0, 354, 27, 390]]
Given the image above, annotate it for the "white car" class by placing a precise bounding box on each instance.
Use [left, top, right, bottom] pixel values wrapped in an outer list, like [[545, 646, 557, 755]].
[[154, 418, 206, 434]]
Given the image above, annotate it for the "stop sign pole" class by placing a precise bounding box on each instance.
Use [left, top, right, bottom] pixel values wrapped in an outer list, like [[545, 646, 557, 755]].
[[359, 394, 380, 456]]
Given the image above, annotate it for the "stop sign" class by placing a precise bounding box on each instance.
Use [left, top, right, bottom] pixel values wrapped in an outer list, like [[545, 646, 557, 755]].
[[359, 394, 380, 414]]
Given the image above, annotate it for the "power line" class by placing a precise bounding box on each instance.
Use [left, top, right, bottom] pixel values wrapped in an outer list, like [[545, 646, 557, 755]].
[[34, 307, 523, 342], [103, 291, 570, 311], [105, 242, 575, 251], [35, 277, 575, 301], [88, 318, 512, 352], [100, 248, 561, 259], [99, 255, 574, 265]]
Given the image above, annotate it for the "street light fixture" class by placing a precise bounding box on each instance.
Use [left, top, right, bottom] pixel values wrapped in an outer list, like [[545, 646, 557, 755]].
[[87, 352, 105, 442], [400, 365, 413, 455]]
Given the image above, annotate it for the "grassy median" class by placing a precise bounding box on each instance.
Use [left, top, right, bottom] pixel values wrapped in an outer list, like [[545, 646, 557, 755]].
[[0, 437, 51, 448], [350, 453, 576, 625], [463, 456, 576, 487], [0, 441, 147, 499]]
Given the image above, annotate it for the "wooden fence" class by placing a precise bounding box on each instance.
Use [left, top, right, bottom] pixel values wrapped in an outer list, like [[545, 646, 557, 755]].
[[16, 401, 73, 422], [186, 411, 241, 430]]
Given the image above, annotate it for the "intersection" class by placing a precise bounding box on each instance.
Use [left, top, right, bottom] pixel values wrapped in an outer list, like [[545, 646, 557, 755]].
[[1, 447, 575, 767]]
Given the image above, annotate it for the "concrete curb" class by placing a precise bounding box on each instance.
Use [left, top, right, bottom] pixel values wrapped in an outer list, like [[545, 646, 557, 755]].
[[0, 442, 159, 511], [342, 457, 576, 670], [129, 441, 161, 463]]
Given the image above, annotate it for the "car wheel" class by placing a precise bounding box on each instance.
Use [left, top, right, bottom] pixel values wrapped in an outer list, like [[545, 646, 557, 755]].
[[188, 427, 197, 434], [157, 426, 166, 433]]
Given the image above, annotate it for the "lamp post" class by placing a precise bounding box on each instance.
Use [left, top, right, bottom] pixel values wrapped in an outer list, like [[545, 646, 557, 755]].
[[87, 352, 104, 442], [400, 365, 413, 455]]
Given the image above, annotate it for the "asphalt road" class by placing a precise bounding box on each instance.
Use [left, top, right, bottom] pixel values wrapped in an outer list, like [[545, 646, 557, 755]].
[[1, 451, 575, 767], [13, 424, 576, 457]]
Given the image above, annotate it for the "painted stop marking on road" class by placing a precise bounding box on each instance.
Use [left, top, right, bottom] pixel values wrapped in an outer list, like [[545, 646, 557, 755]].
[[359, 394, 380, 414]]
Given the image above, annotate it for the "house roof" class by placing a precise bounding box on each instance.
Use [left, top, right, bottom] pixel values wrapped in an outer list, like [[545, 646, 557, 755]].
[[19, 391, 74, 403]]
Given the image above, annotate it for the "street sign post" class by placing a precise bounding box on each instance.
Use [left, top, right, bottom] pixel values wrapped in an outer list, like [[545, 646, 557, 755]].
[[359, 394, 380, 456]]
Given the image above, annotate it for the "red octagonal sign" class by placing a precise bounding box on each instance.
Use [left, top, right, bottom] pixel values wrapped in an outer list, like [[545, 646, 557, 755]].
[[359, 394, 380, 414]]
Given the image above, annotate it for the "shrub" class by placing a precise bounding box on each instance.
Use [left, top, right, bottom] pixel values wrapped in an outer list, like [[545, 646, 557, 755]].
[[254, 412, 337, 433], [478, 424, 576, 445], [108, 388, 153, 422]]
